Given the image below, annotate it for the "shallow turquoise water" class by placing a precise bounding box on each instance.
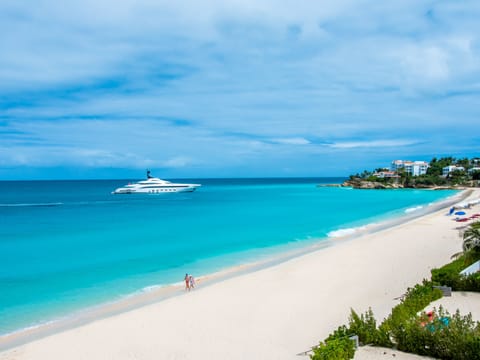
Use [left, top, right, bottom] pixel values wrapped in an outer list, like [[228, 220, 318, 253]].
[[0, 178, 458, 335]]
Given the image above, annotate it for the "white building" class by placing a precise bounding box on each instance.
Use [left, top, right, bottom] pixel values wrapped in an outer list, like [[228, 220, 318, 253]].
[[468, 167, 480, 174], [442, 165, 465, 177], [391, 160, 429, 176]]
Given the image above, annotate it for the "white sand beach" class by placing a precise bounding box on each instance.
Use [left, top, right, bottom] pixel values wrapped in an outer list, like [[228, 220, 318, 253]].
[[1, 189, 480, 360]]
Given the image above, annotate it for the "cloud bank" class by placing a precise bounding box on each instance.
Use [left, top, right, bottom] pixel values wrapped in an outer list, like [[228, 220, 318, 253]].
[[1, 0, 479, 179]]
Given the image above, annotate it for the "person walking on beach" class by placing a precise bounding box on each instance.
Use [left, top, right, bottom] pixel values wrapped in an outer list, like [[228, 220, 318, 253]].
[[189, 274, 195, 289], [184, 273, 190, 291]]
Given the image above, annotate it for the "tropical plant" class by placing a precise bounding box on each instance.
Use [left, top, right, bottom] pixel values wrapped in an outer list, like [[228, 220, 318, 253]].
[[448, 169, 468, 185], [310, 336, 355, 360], [397, 307, 480, 359], [471, 170, 480, 181], [348, 155, 480, 188], [379, 281, 443, 346], [310, 325, 355, 360], [348, 308, 391, 346], [427, 157, 454, 177], [456, 157, 471, 170], [463, 221, 480, 252], [312, 276, 480, 359], [432, 251, 480, 291], [348, 308, 378, 345], [360, 170, 372, 179]]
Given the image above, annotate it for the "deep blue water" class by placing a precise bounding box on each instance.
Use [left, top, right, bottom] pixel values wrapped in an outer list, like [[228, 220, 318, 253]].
[[0, 178, 458, 335]]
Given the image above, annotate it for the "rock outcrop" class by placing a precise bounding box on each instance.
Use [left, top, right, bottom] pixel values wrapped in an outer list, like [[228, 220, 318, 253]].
[[341, 179, 403, 189]]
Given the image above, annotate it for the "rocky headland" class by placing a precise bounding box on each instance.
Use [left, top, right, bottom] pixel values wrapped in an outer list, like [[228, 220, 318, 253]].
[[318, 180, 463, 190]]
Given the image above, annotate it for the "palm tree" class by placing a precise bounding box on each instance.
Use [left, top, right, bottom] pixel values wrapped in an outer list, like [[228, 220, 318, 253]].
[[462, 221, 480, 252], [451, 221, 480, 260]]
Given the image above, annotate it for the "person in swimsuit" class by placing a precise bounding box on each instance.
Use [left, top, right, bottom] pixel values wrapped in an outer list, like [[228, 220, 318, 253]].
[[189, 275, 195, 289], [184, 273, 190, 291]]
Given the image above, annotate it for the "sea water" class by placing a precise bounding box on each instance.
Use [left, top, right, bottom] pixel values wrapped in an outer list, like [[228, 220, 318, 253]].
[[0, 178, 459, 335]]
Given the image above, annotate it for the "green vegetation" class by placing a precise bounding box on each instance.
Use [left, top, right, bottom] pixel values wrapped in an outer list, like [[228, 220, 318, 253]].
[[431, 251, 480, 292], [393, 307, 480, 359], [463, 221, 480, 253], [431, 255, 474, 287], [431, 221, 480, 291], [348, 308, 380, 345], [310, 326, 355, 360], [427, 157, 455, 177], [349, 170, 373, 180], [410, 174, 448, 187], [311, 250, 480, 359], [349, 156, 480, 188], [311, 187, 480, 359]]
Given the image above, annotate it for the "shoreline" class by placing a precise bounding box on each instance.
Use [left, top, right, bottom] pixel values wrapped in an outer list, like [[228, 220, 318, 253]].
[[0, 188, 474, 352], [1, 188, 479, 358]]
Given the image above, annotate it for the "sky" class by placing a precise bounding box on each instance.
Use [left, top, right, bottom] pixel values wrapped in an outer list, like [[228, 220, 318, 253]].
[[1, 0, 479, 180]]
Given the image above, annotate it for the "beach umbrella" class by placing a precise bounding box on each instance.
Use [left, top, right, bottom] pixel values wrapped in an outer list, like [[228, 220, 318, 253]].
[[455, 211, 466, 216]]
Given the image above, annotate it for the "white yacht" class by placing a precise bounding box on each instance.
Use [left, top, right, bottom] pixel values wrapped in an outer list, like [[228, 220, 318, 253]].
[[112, 171, 201, 194]]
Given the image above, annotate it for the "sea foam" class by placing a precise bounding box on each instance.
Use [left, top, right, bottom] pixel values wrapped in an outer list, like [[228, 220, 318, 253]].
[[0, 202, 63, 207], [405, 205, 423, 213], [327, 226, 367, 238]]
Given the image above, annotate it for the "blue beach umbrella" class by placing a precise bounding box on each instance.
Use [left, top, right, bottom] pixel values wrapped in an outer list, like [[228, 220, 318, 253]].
[[455, 211, 466, 216]]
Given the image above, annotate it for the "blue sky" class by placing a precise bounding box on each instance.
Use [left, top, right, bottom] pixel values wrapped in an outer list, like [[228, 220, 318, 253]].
[[1, 0, 479, 179]]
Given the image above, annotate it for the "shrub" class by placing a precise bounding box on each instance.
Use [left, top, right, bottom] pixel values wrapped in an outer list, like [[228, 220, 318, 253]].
[[379, 281, 442, 347], [431, 251, 480, 291], [310, 337, 355, 360], [456, 272, 480, 292], [348, 308, 385, 346], [312, 253, 480, 359], [398, 307, 480, 360], [310, 325, 355, 360], [323, 325, 353, 342]]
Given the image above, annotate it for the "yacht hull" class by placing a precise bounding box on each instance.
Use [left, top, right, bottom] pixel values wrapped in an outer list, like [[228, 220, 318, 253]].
[[112, 175, 201, 194], [112, 186, 198, 194]]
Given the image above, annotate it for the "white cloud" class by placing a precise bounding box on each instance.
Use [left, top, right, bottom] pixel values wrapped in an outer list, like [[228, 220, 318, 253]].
[[401, 45, 450, 81], [1, 1, 480, 178], [270, 137, 310, 145], [330, 140, 418, 149], [163, 157, 191, 168], [386, 34, 478, 91]]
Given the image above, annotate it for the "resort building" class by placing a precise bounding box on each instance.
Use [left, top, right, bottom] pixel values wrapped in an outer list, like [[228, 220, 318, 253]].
[[468, 167, 480, 174], [442, 165, 465, 177], [391, 160, 429, 176]]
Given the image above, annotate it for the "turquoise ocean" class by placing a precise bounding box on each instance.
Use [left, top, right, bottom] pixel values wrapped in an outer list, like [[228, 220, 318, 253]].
[[0, 178, 459, 336]]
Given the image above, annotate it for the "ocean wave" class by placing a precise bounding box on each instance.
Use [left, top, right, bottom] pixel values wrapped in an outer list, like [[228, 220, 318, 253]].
[[405, 205, 423, 213], [140, 284, 166, 293], [0, 202, 63, 207], [327, 226, 367, 238]]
